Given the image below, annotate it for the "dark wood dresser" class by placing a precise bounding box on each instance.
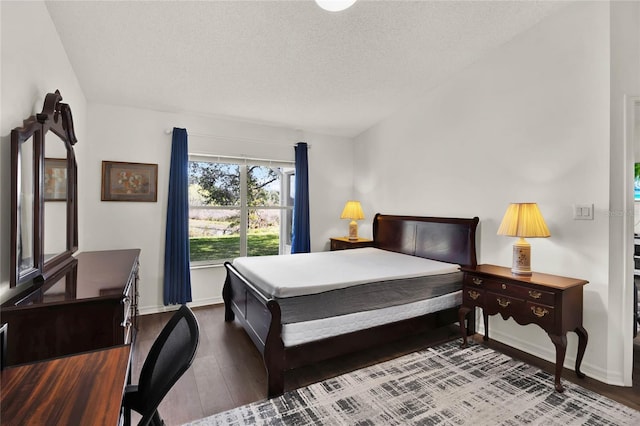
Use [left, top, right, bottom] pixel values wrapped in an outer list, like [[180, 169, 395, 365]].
[[0, 249, 140, 366], [458, 264, 588, 392]]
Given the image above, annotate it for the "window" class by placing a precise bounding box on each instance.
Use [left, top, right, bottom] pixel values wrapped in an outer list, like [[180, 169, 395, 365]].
[[188, 155, 295, 265]]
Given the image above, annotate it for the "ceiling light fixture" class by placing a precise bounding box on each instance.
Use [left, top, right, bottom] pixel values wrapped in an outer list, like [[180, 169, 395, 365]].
[[315, 0, 357, 12]]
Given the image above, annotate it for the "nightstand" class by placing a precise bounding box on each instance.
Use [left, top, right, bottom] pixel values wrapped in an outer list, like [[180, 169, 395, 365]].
[[329, 237, 374, 251], [458, 264, 588, 393]]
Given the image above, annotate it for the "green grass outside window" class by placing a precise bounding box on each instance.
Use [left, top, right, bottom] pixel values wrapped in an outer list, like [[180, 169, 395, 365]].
[[189, 231, 280, 262]]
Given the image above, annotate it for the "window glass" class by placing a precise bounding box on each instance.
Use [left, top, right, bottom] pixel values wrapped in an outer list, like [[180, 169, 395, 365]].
[[189, 209, 241, 262], [189, 162, 240, 207], [188, 158, 293, 264], [247, 208, 280, 256], [248, 166, 280, 207]]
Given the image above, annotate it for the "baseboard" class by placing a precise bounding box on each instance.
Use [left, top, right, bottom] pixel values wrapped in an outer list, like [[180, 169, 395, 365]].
[[487, 328, 617, 386], [138, 296, 223, 316]]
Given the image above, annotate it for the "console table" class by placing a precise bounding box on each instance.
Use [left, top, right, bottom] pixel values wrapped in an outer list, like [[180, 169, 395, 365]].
[[458, 264, 588, 392], [0, 249, 140, 366], [1, 345, 131, 425]]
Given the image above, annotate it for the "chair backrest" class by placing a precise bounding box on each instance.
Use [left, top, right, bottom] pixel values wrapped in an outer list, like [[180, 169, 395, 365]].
[[137, 305, 199, 421]]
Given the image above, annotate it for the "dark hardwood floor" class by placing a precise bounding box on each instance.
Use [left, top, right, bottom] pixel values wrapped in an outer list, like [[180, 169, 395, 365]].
[[132, 304, 640, 425]]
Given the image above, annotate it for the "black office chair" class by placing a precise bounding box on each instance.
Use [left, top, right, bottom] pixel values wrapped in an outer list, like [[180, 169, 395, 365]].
[[124, 305, 200, 426]]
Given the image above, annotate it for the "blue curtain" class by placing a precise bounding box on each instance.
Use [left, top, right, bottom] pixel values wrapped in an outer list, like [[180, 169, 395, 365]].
[[291, 142, 310, 253], [163, 127, 192, 305]]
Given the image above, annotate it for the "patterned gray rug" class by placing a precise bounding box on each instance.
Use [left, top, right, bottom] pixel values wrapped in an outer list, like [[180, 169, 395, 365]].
[[186, 341, 640, 425]]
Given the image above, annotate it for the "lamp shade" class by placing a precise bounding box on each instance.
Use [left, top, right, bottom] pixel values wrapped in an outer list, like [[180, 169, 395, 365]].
[[497, 203, 550, 238], [315, 0, 357, 12], [340, 201, 365, 220]]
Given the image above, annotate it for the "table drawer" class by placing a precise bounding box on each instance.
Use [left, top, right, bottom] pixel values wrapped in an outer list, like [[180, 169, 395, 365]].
[[526, 302, 556, 330], [485, 291, 525, 316], [121, 292, 135, 344], [489, 281, 554, 306], [464, 274, 488, 287], [485, 291, 556, 329], [463, 287, 484, 307], [465, 274, 555, 306]]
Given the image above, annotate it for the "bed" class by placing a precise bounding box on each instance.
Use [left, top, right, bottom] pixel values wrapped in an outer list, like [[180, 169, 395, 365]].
[[223, 213, 479, 397]]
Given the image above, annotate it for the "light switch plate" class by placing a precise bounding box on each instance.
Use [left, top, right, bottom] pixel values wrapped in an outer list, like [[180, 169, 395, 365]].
[[573, 204, 594, 220]]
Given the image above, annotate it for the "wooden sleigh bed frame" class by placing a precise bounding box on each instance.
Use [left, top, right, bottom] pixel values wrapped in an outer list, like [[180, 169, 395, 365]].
[[223, 213, 479, 397]]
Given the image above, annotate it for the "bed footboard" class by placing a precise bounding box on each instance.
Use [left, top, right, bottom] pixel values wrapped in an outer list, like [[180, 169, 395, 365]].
[[223, 262, 286, 396]]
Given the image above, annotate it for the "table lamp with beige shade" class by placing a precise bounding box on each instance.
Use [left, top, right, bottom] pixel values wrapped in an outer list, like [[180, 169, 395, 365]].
[[497, 203, 550, 275], [340, 201, 365, 240]]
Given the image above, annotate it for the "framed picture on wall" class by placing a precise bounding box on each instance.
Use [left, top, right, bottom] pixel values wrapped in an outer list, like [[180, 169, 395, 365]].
[[101, 161, 158, 202], [44, 158, 67, 201]]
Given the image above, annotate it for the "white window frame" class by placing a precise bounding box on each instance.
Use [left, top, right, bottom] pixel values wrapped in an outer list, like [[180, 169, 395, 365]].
[[188, 154, 295, 266]]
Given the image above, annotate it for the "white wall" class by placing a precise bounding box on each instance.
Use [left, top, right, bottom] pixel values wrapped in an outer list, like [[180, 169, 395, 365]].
[[354, 1, 621, 384], [85, 103, 354, 313], [0, 0, 87, 304]]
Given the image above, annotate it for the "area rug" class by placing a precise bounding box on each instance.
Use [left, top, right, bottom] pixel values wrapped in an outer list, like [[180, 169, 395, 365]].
[[186, 341, 640, 425]]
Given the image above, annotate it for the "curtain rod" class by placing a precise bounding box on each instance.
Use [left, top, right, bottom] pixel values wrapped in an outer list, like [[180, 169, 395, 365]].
[[164, 128, 311, 149], [189, 152, 295, 166]]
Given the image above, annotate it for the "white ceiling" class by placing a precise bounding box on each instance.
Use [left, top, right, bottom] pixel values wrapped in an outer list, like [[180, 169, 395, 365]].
[[45, 0, 565, 138]]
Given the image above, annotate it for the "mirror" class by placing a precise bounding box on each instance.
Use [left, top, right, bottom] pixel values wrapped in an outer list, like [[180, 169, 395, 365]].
[[44, 134, 71, 262], [10, 90, 78, 288], [10, 119, 43, 287], [20, 138, 36, 269]]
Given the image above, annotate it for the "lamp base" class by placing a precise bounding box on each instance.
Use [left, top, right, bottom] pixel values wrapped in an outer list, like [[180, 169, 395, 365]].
[[511, 238, 532, 276], [348, 220, 358, 241]]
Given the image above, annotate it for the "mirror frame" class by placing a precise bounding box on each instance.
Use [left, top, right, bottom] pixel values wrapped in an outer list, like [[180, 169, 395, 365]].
[[10, 117, 44, 287], [10, 90, 78, 288]]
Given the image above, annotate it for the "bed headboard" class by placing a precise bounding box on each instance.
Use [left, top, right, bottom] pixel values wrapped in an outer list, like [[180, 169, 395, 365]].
[[373, 214, 479, 267]]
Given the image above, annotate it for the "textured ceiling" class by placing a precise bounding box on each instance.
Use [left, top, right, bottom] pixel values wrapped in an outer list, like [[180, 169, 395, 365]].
[[46, 0, 565, 138]]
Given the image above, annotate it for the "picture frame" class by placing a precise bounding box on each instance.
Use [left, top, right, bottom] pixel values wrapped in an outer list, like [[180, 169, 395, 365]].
[[101, 161, 158, 202], [44, 158, 67, 201]]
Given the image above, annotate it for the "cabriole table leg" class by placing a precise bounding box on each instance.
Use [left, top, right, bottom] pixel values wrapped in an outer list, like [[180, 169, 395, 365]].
[[575, 326, 588, 379], [458, 306, 472, 348], [549, 333, 568, 393]]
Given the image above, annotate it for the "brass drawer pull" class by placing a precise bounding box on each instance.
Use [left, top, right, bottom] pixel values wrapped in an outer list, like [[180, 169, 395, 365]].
[[497, 298, 511, 308], [501, 284, 506, 290], [531, 306, 549, 318], [528, 290, 542, 299], [468, 290, 480, 300], [472, 277, 483, 285]]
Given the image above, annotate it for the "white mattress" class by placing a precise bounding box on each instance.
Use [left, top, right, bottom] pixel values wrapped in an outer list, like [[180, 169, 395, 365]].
[[232, 247, 460, 298], [281, 290, 462, 347]]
